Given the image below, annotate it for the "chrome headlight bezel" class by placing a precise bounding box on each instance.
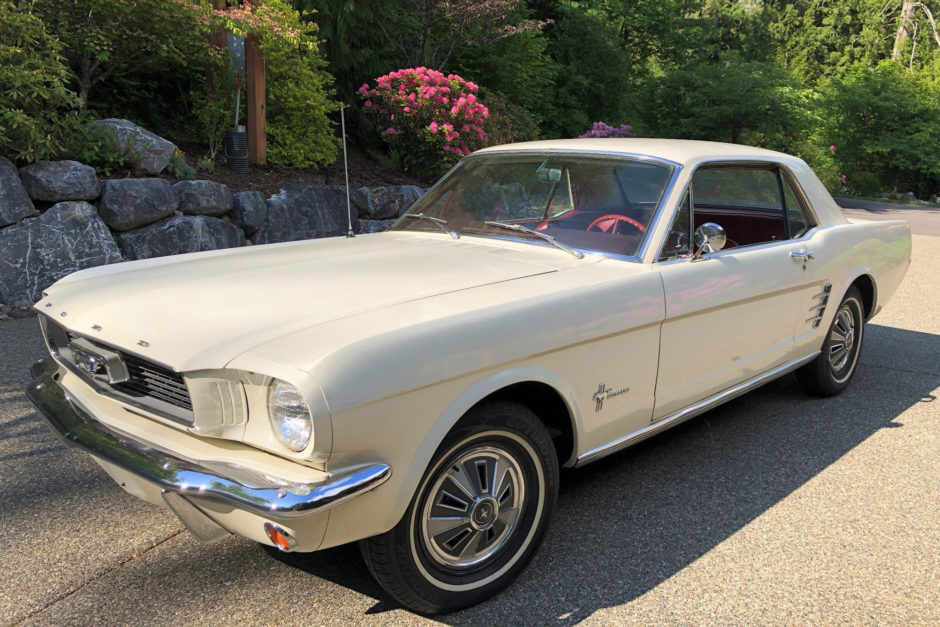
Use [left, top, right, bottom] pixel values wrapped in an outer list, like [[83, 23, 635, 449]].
[[267, 379, 314, 452]]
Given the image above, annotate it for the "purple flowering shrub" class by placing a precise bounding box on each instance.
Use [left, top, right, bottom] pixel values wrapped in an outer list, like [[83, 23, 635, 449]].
[[359, 68, 490, 179], [579, 121, 635, 138]]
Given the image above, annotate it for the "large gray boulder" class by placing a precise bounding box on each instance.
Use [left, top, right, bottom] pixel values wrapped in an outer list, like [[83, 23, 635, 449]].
[[117, 215, 246, 260], [254, 184, 358, 244], [90, 118, 177, 175], [98, 178, 178, 231], [358, 219, 397, 234], [0, 201, 121, 306], [230, 190, 268, 236], [350, 185, 426, 220], [0, 157, 37, 227], [19, 160, 100, 202], [174, 180, 233, 216]]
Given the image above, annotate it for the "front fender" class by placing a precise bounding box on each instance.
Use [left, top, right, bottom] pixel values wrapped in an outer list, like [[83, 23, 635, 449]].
[[317, 364, 579, 549]]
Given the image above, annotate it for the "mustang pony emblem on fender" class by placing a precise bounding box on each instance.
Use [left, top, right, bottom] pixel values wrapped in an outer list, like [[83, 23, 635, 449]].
[[592, 382, 630, 412]]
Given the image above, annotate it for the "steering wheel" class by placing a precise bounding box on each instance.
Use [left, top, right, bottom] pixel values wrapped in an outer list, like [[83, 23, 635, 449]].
[[587, 214, 647, 235]]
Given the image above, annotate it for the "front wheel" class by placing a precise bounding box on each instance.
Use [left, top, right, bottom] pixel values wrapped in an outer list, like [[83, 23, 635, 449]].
[[360, 402, 558, 614], [797, 286, 865, 396]]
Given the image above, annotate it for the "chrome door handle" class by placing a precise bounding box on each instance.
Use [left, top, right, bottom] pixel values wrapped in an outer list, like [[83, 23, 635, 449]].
[[790, 249, 815, 261]]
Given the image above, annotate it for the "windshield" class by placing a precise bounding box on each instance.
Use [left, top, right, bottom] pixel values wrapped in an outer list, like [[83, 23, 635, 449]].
[[391, 153, 675, 258]]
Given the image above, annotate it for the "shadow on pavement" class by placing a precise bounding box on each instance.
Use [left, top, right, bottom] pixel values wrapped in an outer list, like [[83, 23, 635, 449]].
[[265, 324, 938, 622], [3, 320, 936, 623]]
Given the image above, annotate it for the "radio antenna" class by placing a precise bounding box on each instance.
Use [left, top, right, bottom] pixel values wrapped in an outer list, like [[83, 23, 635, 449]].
[[341, 104, 354, 238]]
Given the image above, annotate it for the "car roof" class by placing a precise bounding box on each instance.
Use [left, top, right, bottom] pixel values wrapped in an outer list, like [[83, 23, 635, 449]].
[[476, 138, 798, 167]]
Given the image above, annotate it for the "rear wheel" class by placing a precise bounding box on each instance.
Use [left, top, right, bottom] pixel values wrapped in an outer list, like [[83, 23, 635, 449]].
[[797, 286, 865, 396], [360, 402, 558, 614]]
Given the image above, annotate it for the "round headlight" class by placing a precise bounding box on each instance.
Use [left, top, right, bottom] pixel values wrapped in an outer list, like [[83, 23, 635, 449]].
[[267, 379, 313, 452]]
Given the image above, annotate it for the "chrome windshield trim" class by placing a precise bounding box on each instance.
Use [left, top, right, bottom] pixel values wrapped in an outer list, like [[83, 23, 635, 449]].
[[637, 165, 683, 262], [575, 351, 821, 466], [26, 358, 391, 519]]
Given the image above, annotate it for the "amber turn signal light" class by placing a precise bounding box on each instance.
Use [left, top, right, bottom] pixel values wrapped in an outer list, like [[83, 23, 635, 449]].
[[264, 522, 297, 552]]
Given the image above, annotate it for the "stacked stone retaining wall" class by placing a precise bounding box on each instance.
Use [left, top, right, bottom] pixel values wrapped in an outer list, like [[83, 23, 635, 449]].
[[0, 156, 425, 309]]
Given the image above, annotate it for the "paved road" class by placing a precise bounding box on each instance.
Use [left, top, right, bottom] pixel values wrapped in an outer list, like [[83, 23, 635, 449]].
[[1, 213, 937, 625], [836, 197, 940, 236]]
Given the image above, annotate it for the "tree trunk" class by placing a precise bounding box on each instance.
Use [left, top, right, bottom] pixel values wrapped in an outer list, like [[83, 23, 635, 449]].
[[893, 1, 917, 60], [245, 33, 266, 165]]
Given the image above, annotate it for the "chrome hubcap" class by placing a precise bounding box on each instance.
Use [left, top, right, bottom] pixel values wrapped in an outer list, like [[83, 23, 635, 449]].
[[421, 446, 524, 568], [828, 306, 856, 372]]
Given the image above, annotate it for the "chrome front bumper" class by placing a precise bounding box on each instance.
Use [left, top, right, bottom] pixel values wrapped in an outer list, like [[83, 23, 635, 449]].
[[26, 357, 391, 522]]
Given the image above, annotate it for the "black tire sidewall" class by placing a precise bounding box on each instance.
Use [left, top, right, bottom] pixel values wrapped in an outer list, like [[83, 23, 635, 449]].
[[377, 404, 558, 612], [798, 286, 865, 396], [826, 293, 864, 386]]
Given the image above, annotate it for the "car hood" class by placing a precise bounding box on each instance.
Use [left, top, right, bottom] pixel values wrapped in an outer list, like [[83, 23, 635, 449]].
[[38, 232, 577, 371]]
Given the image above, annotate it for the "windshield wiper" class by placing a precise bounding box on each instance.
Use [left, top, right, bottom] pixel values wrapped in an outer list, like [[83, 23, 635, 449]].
[[484, 221, 584, 259], [402, 213, 459, 239]]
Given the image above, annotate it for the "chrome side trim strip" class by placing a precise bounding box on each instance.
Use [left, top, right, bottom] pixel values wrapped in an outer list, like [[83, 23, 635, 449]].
[[575, 351, 820, 467], [26, 358, 391, 520]]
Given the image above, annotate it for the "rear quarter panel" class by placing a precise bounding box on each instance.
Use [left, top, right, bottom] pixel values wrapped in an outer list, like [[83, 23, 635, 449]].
[[794, 219, 911, 354]]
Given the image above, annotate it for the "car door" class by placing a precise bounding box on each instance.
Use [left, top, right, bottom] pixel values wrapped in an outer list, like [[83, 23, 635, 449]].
[[652, 162, 824, 421]]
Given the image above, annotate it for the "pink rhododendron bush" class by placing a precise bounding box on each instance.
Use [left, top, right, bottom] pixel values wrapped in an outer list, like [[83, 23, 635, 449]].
[[359, 68, 490, 180]]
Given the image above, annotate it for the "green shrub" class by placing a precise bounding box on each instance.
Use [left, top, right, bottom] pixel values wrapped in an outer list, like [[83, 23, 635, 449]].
[[191, 73, 238, 162], [480, 91, 540, 146], [61, 121, 138, 176], [451, 30, 555, 129], [643, 52, 810, 149], [821, 62, 940, 196], [264, 33, 339, 168], [196, 156, 215, 173], [541, 10, 635, 139], [0, 1, 78, 163], [165, 150, 195, 180]]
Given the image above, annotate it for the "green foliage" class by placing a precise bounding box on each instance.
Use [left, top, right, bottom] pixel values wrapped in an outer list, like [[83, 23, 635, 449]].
[[767, 0, 894, 84], [293, 0, 395, 100], [451, 30, 555, 127], [821, 62, 940, 196], [196, 156, 215, 172], [480, 91, 541, 146], [32, 0, 214, 111], [191, 73, 238, 161], [62, 121, 138, 176], [264, 31, 339, 168], [643, 52, 811, 148], [541, 9, 635, 138], [0, 1, 79, 163], [165, 149, 196, 180]]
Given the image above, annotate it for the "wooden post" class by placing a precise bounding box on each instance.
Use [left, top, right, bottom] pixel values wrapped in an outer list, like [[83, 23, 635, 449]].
[[207, 0, 228, 91], [245, 33, 267, 165]]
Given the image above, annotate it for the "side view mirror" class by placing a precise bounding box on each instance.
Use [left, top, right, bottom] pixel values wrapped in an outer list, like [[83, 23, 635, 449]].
[[693, 222, 726, 259]]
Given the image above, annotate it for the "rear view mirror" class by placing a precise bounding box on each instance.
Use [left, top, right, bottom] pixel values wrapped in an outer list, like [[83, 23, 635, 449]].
[[536, 167, 562, 183]]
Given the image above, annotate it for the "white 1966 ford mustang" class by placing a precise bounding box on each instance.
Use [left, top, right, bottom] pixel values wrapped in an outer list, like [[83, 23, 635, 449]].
[[28, 139, 910, 613]]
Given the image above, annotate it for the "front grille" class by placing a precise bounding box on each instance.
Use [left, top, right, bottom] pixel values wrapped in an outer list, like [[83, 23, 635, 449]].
[[41, 317, 195, 425], [115, 353, 193, 411]]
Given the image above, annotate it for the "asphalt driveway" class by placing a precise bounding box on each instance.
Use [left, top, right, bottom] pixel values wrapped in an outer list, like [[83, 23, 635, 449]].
[[0, 210, 936, 625]]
